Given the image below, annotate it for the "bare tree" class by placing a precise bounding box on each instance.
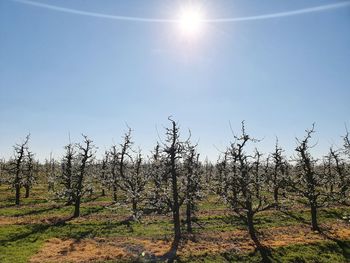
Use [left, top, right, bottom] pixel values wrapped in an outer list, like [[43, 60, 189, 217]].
[[109, 145, 119, 202], [215, 152, 229, 196], [72, 135, 95, 217], [269, 139, 288, 208], [99, 151, 110, 197], [158, 117, 190, 262], [119, 150, 148, 219], [23, 150, 36, 198], [289, 124, 332, 231], [45, 153, 58, 192], [219, 122, 272, 262], [59, 142, 75, 205], [203, 157, 214, 185], [183, 141, 202, 233], [8, 135, 30, 205], [328, 148, 348, 204], [148, 143, 168, 213]]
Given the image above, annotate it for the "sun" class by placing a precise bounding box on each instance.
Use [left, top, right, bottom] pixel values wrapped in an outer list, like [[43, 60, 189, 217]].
[[177, 4, 205, 38]]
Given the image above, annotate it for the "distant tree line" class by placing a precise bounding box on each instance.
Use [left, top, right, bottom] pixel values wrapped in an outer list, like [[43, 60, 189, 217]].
[[1, 119, 349, 262]]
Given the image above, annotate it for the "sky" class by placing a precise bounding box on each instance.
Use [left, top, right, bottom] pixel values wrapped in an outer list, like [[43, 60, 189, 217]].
[[0, 0, 350, 161]]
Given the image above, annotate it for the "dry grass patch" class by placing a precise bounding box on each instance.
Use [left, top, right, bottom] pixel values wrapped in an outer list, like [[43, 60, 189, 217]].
[[29, 223, 350, 262], [30, 238, 128, 263]]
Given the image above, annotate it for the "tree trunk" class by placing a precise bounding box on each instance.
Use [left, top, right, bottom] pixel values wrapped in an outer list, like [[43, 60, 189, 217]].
[[171, 170, 181, 241], [273, 187, 279, 208], [171, 160, 181, 241], [15, 184, 20, 205], [73, 196, 81, 217], [101, 188, 105, 196], [247, 211, 257, 242], [247, 210, 271, 263], [310, 204, 319, 231], [173, 207, 181, 241], [186, 202, 192, 233], [25, 185, 30, 198], [113, 186, 117, 202], [132, 198, 137, 217]]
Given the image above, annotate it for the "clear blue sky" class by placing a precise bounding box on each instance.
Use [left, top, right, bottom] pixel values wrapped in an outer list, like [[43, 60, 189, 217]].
[[1, 0, 349, 161]]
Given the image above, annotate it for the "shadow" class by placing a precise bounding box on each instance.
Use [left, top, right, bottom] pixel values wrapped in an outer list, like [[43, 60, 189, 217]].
[[253, 238, 273, 263], [0, 203, 16, 209], [0, 197, 17, 209], [220, 214, 245, 227], [14, 205, 63, 217], [83, 195, 103, 203], [0, 198, 48, 209], [0, 216, 73, 246], [319, 228, 350, 260], [80, 206, 105, 217], [248, 228, 273, 263], [119, 216, 135, 232], [142, 206, 171, 216], [279, 209, 309, 225], [159, 237, 180, 263], [97, 216, 135, 235], [322, 209, 345, 221]]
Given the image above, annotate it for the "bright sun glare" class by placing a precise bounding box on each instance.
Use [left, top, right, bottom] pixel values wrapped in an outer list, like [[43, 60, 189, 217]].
[[177, 4, 205, 38]]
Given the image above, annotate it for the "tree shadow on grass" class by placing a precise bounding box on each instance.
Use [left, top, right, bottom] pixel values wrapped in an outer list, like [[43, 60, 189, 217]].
[[319, 228, 350, 260], [95, 216, 136, 237], [80, 206, 105, 217], [0, 205, 109, 246], [279, 209, 309, 226], [0, 198, 48, 209], [14, 205, 64, 217], [0, 216, 74, 246], [249, 228, 273, 263], [322, 209, 346, 221], [159, 237, 180, 263], [0, 203, 16, 209]]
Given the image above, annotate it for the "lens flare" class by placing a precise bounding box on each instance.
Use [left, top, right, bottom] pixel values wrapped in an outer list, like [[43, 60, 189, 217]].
[[177, 4, 205, 38]]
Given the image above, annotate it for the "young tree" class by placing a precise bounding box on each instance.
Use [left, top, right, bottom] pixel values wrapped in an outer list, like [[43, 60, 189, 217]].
[[269, 139, 288, 208], [120, 150, 148, 219], [148, 143, 168, 213], [328, 148, 348, 204], [289, 124, 332, 231], [23, 150, 36, 198], [45, 153, 58, 192], [108, 127, 134, 203], [8, 135, 30, 205], [203, 157, 214, 185], [162, 118, 184, 244], [215, 152, 229, 196], [183, 141, 202, 233], [219, 122, 272, 262], [109, 145, 119, 202], [99, 151, 110, 197], [59, 143, 75, 205], [155, 117, 191, 263], [72, 135, 95, 217]]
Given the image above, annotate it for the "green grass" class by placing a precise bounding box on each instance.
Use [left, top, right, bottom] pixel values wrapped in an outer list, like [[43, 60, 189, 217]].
[[182, 240, 350, 262], [1, 185, 350, 262]]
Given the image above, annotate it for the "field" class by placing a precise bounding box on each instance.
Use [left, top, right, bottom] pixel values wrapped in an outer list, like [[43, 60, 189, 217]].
[[1, 185, 349, 263]]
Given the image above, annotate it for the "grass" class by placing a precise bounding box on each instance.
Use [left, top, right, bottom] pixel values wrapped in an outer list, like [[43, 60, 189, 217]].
[[0, 185, 350, 262], [183, 240, 350, 262]]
